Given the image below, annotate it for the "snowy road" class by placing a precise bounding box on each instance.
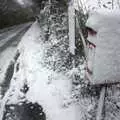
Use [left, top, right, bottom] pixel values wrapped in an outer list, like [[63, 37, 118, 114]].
[[0, 22, 32, 96], [0, 22, 45, 120], [0, 23, 32, 53]]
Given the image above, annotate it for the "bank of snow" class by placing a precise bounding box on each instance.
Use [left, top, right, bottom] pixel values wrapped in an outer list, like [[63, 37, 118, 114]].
[[0, 21, 80, 120]]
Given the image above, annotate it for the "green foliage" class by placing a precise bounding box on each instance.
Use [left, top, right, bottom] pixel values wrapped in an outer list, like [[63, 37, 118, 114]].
[[0, 8, 34, 29], [38, 0, 71, 72]]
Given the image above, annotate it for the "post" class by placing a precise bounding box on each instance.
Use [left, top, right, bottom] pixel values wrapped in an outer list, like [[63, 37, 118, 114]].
[[49, 0, 51, 4], [68, 0, 75, 55]]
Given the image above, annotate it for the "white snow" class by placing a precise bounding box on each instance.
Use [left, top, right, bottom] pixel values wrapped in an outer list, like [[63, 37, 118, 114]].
[[0, 47, 16, 84], [74, 0, 120, 13], [0, 23, 31, 84], [16, 0, 25, 5], [0, 26, 26, 48], [16, 0, 33, 6], [0, 22, 80, 120]]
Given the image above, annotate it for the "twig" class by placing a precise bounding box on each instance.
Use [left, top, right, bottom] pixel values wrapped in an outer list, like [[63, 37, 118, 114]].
[[76, 16, 88, 59]]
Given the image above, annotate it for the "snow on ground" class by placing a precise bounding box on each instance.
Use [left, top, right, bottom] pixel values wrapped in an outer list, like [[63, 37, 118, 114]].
[[0, 21, 81, 120], [0, 23, 31, 87], [0, 22, 31, 38], [0, 47, 16, 84], [0, 28, 27, 84], [0, 30, 24, 48]]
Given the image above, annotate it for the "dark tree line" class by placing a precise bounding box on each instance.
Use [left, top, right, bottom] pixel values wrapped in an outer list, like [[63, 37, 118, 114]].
[[0, 0, 69, 29], [0, 0, 34, 29]]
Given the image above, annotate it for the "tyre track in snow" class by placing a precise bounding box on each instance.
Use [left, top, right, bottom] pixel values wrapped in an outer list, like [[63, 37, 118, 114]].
[[0, 23, 34, 120], [0, 23, 32, 40], [0, 22, 46, 120], [0, 23, 32, 53], [0, 22, 32, 98]]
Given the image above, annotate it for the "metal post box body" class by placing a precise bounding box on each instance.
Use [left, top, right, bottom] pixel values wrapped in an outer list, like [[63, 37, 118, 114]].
[[85, 10, 120, 84]]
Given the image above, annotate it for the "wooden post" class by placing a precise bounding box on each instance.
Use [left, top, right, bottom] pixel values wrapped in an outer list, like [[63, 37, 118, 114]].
[[96, 86, 106, 120], [68, 0, 75, 55], [49, 0, 51, 4]]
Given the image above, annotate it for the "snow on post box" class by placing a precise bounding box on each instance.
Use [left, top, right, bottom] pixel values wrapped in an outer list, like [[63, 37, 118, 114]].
[[85, 10, 120, 85]]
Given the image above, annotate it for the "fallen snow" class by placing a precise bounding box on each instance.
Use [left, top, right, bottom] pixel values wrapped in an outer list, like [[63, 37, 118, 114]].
[[0, 22, 80, 120], [0, 29, 27, 83], [74, 0, 120, 12], [0, 28, 25, 48], [0, 23, 31, 87], [0, 47, 16, 84]]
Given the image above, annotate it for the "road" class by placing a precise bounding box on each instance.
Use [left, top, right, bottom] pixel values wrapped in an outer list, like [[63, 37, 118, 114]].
[[0, 22, 46, 120], [0, 22, 32, 53], [0, 22, 32, 97]]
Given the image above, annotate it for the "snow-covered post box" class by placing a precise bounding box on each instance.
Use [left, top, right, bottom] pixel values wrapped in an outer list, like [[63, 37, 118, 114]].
[[85, 10, 120, 85], [85, 10, 120, 120]]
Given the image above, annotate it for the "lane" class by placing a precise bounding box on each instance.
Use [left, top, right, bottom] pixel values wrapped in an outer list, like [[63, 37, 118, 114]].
[[0, 22, 32, 98], [0, 22, 32, 40], [0, 23, 32, 53], [0, 22, 46, 120]]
